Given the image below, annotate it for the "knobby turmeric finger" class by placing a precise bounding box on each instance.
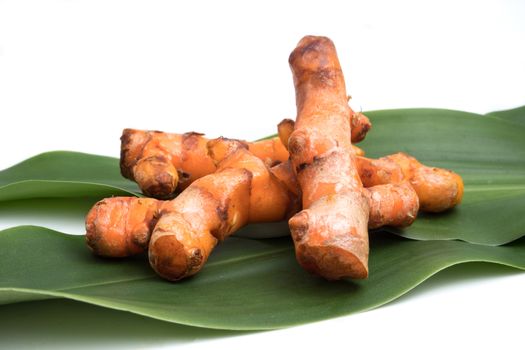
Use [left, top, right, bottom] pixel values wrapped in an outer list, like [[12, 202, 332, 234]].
[[287, 35, 370, 280], [149, 139, 298, 280], [88, 138, 298, 280], [148, 167, 252, 280], [120, 130, 215, 199], [280, 112, 462, 213], [356, 156, 404, 187], [385, 152, 464, 212], [366, 182, 419, 229], [120, 129, 289, 199], [85, 197, 160, 257], [121, 124, 367, 200], [281, 118, 462, 212], [356, 153, 464, 212]]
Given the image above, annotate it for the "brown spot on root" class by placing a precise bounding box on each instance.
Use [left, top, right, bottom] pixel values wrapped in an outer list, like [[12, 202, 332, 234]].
[[177, 169, 191, 187], [215, 201, 229, 230], [182, 132, 203, 152], [354, 123, 370, 143], [361, 168, 373, 181], [296, 163, 308, 173], [120, 129, 152, 180], [184, 131, 205, 137], [295, 152, 334, 174], [189, 248, 203, 270]]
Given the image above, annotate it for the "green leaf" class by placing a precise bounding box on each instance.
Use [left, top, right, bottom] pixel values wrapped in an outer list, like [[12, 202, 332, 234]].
[[0, 151, 139, 201], [1, 225, 524, 330], [360, 108, 525, 245], [486, 105, 525, 127]]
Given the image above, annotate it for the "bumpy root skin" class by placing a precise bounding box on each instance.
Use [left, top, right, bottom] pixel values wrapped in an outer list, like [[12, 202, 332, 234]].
[[147, 139, 297, 281], [356, 156, 404, 187], [149, 168, 252, 281], [366, 182, 419, 229], [278, 118, 365, 157], [355, 153, 463, 212], [289, 192, 369, 280], [216, 146, 297, 222], [271, 159, 418, 229], [121, 127, 462, 213], [133, 156, 179, 199], [385, 153, 464, 212], [121, 129, 290, 199], [85, 197, 160, 257], [287, 35, 370, 280], [358, 155, 463, 214]]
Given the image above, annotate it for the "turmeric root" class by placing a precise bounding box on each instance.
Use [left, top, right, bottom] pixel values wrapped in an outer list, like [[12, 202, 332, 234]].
[[280, 118, 462, 213], [366, 182, 418, 229], [120, 130, 289, 199], [286, 35, 370, 280], [148, 166, 253, 280], [272, 160, 418, 229], [120, 131, 215, 199], [386, 153, 463, 212], [85, 197, 161, 257], [150, 139, 301, 280], [356, 153, 464, 212], [121, 128, 367, 199], [89, 139, 297, 280]]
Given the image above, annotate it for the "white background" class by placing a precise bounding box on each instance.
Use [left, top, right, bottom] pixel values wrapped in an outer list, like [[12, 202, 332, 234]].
[[1, 0, 524, 349]]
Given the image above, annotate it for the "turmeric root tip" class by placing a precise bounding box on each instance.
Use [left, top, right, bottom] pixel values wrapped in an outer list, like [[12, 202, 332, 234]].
[[149, 212, 218, 281], [289, 192, 369, 280], [85, 197, 160, 257], [387, 152, 464, 212], [133, 156, 179, 199]]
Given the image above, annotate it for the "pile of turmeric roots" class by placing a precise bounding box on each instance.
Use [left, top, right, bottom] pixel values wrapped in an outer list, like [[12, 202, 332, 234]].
[[86, 36, 464, 281]]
